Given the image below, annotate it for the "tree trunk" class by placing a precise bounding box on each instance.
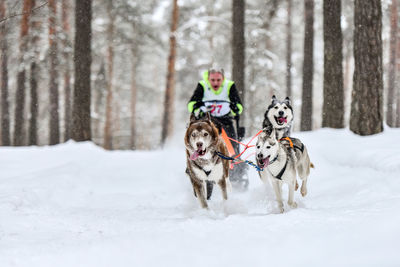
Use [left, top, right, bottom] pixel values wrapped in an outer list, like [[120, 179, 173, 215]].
[[29, 20, 39, 146], [28, 0, 41, 146], [103, 1, 114, 150], [93, 61, 106, 140], [300, 0, 314, 131], [160, 0, 179, 146], [386, 0, 398, 127], [285, 0, 292, 98], [29, 61, 38, 145], [322, 0, 344, 128], [62, 0, 72, 141], [350, 0, 383, 135], [48, 0, 59, 145], [130, 52, 137, 150], [396, 26, 400, 127], [14, 0, 33, 146], [0, 0, 10, 146], [232, 0, 245, 103], [71, 0, 92, 141]]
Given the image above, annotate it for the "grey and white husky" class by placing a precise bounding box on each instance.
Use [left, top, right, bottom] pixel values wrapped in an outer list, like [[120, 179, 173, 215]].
[[262, 95, 294, 140], [256, 129, 313, 213]]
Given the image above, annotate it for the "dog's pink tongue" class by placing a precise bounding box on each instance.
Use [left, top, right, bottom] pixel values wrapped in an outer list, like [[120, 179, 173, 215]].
[[190, 151, 199, 161], [263, 157, 270, 167], [279, 117, 287, 123]]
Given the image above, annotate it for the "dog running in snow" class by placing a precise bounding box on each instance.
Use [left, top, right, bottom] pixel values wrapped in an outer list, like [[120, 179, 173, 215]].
[[256, 129, 313, 213], [184, 113, 231, 209], [262, 95, 293, 140]]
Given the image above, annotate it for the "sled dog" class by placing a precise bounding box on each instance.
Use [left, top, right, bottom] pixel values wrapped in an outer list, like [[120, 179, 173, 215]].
[[256, 129, 312, 213], [262, 95, 294, 140], [185, 113, 230, 209]]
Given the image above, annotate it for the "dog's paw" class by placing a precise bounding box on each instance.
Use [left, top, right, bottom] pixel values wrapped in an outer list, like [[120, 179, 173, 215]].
[[301, 186, 307, 197], [288, 201, 298, 208]]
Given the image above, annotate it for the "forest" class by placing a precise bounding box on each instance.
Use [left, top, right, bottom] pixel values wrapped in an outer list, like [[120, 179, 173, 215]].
[[0, 0, 399, 150]]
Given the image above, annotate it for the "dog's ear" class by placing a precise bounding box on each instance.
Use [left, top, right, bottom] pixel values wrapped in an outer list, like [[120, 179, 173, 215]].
[[190, 113, 198, 123], [271, 95, 278, 105], [205, 112, 212, 122], [284, 96, 291, 106]]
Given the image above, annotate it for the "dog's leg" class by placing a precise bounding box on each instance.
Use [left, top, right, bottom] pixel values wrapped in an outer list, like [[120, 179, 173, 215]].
[[218, 178, 228, 200], [206, 181, 214, 200], [193, 180, 208, 209], [287, 180, 298, 208], [271, 179, 284, 213], [300, 176, 308, 197], [297, 158, 310, 197]]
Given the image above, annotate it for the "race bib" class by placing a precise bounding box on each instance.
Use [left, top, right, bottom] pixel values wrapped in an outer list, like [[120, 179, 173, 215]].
[[200, 101, 231, 117]]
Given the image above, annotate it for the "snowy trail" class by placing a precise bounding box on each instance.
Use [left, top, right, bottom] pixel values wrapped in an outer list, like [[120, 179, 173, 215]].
[[0, 129, 399, 267]]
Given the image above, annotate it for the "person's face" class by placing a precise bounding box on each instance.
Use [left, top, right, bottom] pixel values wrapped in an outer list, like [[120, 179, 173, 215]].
[[208, 72, 223, 91]]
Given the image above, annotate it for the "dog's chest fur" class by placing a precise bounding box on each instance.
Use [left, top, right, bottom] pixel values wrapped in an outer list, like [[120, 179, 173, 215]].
[[260, 146, 296, 184], [190, 152, 223, 182]]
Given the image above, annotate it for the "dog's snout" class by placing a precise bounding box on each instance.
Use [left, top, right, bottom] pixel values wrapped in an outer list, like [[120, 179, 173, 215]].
[[196, 142, 203, 148], [257, 153, 263, 159], [278, 110, 284, 116]]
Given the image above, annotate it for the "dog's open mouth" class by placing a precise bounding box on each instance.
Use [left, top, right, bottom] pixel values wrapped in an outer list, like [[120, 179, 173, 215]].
[[257, 155, 270, 169], [190, 148, 206, 161], [274, 116, 288, 126]]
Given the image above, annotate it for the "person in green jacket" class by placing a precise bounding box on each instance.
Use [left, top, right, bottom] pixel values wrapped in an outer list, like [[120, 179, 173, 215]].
[[187, 68, 243, 152]]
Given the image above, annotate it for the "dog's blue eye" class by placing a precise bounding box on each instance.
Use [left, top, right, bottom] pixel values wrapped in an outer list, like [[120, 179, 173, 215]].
[[192, 133, 196, 137]]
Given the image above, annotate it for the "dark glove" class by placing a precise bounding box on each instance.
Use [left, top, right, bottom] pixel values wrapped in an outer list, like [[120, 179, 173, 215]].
[[193, 101, 204, 110], [230, 103, 239, 113]]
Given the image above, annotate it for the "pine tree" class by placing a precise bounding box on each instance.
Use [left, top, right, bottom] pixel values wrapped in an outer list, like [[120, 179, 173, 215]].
[[300, 0, 314, 131], [14, 0, 33, 146], [28, 0, 42, 145], [48, 0, 60, 145], [72, 0, 92, 141], [322, 0, 344, 128], [350, 0, 383, 135], [386, 0, 398, 127], [0, 0, 10, 146], [160, 0, 179, 146], [232, 0, 245, 105]]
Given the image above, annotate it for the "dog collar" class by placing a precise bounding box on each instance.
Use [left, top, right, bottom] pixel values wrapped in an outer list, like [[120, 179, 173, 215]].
[[269, 154, 279, 165]]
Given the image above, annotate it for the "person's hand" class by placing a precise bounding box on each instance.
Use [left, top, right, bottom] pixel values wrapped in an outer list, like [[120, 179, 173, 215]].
[[230, 103, 239, 113], [193, 101, 205, 110]]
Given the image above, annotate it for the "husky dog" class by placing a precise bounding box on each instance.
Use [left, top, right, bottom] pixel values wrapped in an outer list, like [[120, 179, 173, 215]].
[[262, 95, 294, 140], [185, 113, 230, 209], [256, 129, 312, 213]]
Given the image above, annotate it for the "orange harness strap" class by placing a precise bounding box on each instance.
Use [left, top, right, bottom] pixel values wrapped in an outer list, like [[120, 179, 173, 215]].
[[280, 137, 294, 148], [221, 129, 263, 169], [221, 128, 236, 157]]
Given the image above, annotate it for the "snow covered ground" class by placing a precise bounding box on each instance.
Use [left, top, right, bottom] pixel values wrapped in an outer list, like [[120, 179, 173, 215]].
[[1, 128, 399, 267]]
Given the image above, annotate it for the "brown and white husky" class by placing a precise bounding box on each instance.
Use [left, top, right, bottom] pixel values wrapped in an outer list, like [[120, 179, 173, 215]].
[[184, 113, 230, 209]]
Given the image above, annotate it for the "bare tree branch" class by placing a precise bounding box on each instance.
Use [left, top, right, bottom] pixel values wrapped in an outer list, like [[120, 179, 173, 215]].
[[0, 1, 47, 24]]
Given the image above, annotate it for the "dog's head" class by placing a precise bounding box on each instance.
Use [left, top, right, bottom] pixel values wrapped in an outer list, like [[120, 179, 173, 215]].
[[185, 113, 219, 160], [266, 95, 293, 129], [255, 129, 279, 169]]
